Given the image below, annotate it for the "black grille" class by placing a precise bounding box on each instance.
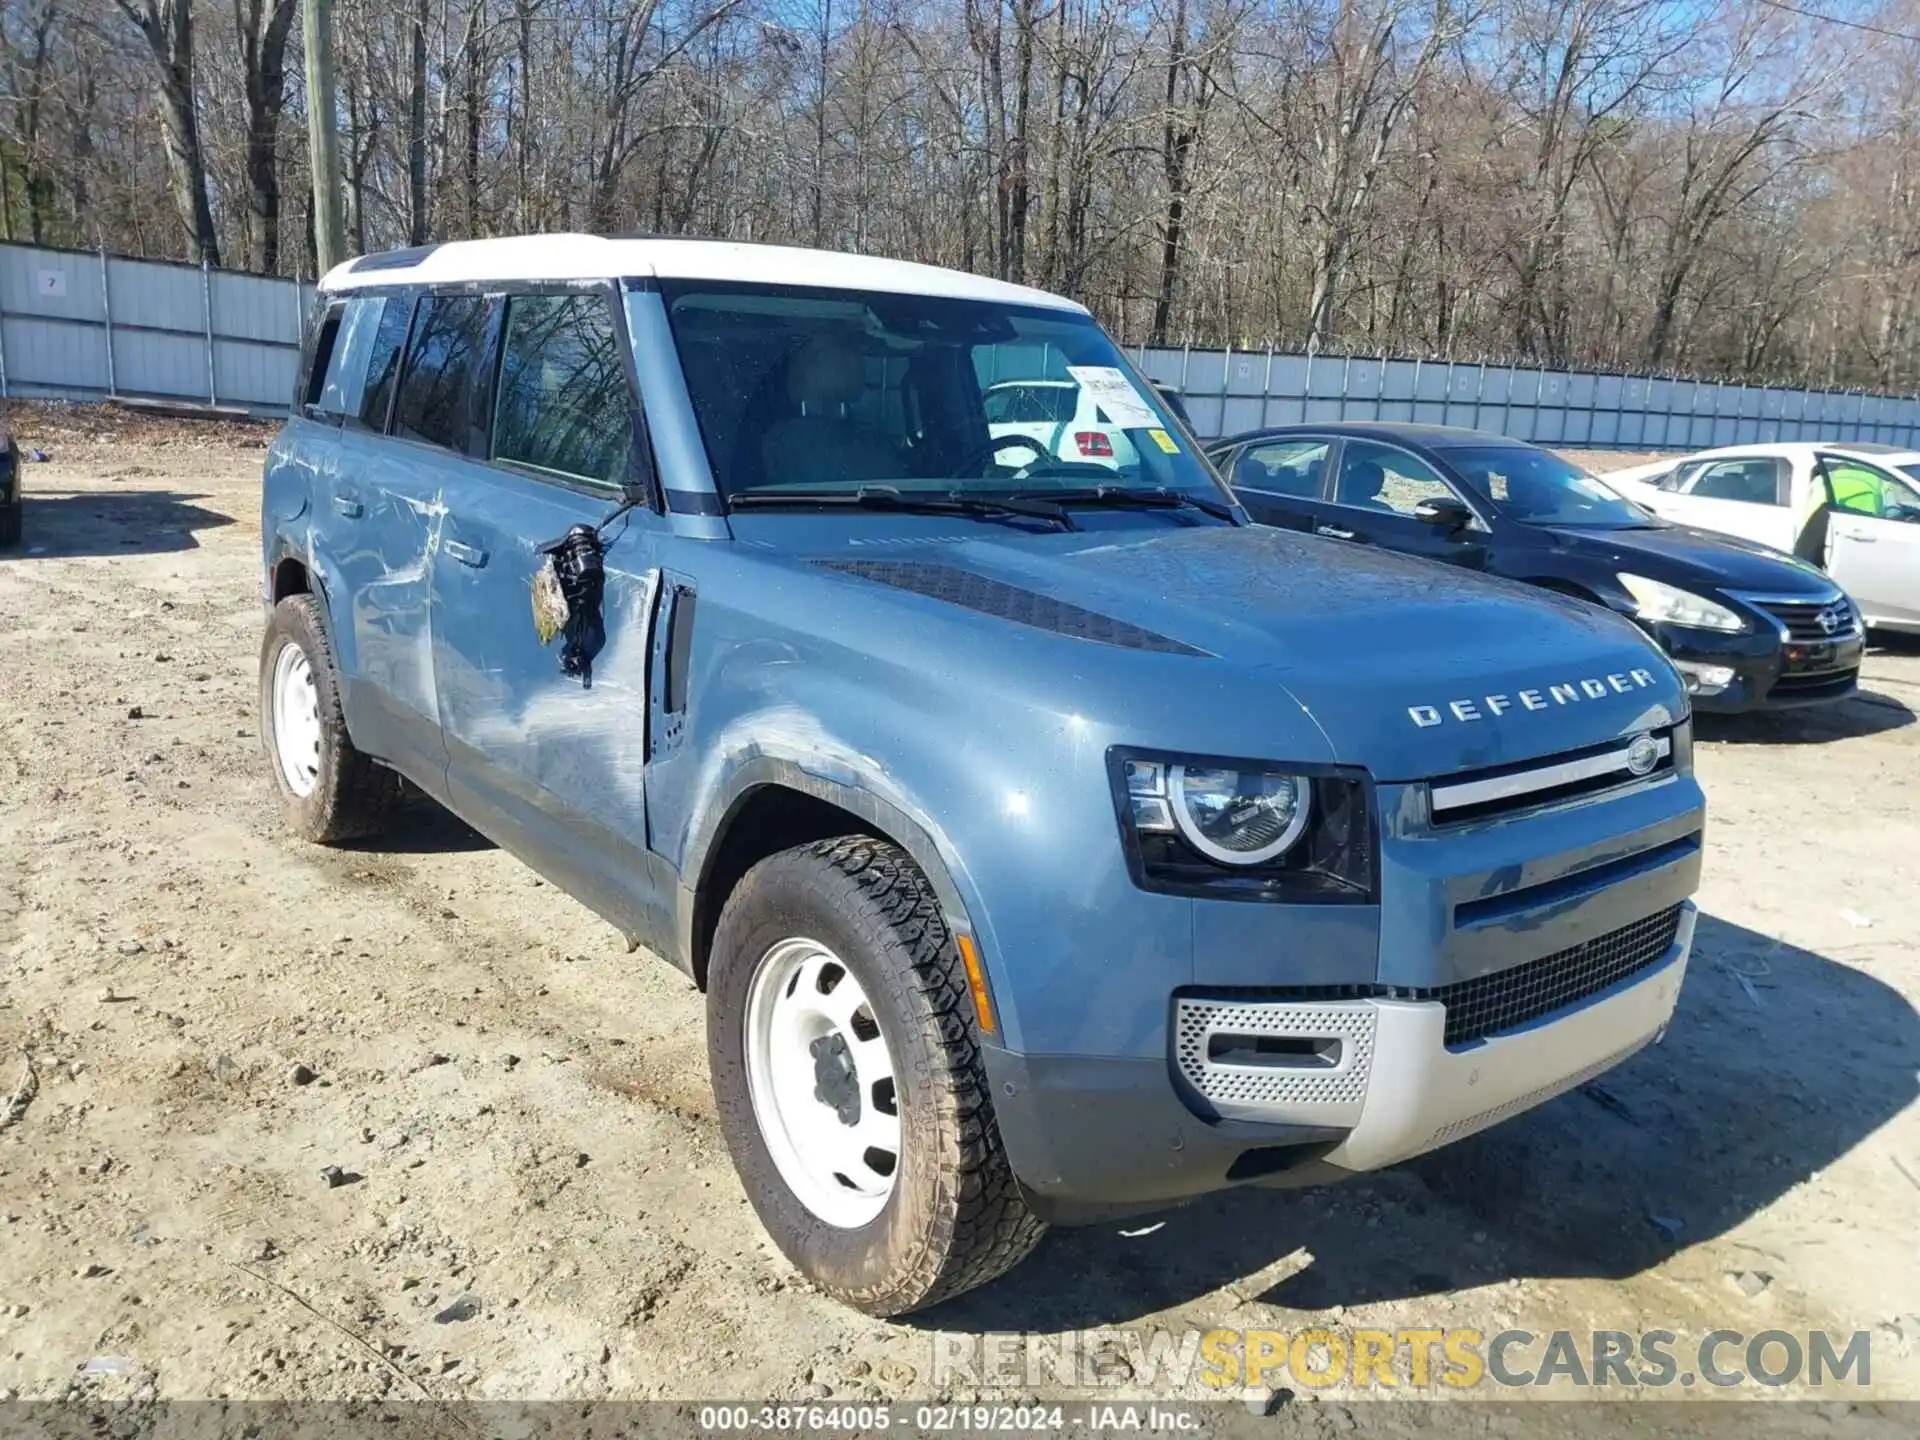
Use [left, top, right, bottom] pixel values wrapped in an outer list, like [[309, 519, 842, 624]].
[[1759, 596, 1858, 643], [820, 560, 1208, 655], [1419, 905, 1684, 1047]]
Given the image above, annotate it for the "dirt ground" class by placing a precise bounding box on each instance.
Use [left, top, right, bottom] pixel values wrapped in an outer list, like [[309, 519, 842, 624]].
[[0, 407, 1916, 1425]]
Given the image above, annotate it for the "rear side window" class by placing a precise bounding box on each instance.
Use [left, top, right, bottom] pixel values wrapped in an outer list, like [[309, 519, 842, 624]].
[[301, 303, 345, 413], [357, 297, 414, 431], [393, 294, 490, 451], [311, 297, 387, 419], [1234, 439, 1330, 497], [1685, 458, 1786, 506], [491, 294, 636, 487]]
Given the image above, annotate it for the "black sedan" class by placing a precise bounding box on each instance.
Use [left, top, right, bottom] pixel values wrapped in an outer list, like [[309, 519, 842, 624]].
[[0, 424, 17, 548], [1207, 422, 1863, 712]]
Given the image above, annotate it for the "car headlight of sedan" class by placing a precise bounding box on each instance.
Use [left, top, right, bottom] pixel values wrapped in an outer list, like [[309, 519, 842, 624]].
[[1617, 573, 1746, 633], [1112, 750, 1374, 901]]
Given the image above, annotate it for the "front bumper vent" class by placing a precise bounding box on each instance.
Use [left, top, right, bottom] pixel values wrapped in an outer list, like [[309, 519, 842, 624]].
[[1173, 999, 1375, 1123], [1417, 904, 1684, 1047]]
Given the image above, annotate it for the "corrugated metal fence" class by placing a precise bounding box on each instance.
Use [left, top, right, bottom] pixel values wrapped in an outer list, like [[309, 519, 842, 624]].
[[0, 241, 314, 413], [2, 239, 1917, 450], [1131, 346, 1920, 450]]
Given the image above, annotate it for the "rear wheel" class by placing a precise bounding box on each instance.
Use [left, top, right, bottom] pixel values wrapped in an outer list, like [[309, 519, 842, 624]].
[[707, 836, 1045, 1315], [259, 594, 399, 843], [0, 499, 19, 548]]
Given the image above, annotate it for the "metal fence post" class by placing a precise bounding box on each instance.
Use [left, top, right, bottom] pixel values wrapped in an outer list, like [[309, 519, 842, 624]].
[[1222, 338, 1233, 435], [202, 257, 217, 404], [1260, 345, 1274, 429], [100, 249, 117, 397]]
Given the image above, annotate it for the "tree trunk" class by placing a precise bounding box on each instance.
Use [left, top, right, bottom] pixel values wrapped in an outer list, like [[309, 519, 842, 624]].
[[407, 0, 429, 246], [238, 0, 297, 273], [116, 0, 222, 265]]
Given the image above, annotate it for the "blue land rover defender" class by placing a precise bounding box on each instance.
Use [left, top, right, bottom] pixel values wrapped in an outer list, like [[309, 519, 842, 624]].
[[260, 236, 1704, 1315]]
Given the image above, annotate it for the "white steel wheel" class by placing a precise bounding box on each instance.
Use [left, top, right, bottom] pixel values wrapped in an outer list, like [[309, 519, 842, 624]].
[[744, 936, 902, 1228], [270, 641, 323, 799]]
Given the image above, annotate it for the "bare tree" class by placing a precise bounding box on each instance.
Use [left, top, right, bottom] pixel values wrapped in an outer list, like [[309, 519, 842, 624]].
[[111, 0, 222, 264], [234, 0, 296, 271]]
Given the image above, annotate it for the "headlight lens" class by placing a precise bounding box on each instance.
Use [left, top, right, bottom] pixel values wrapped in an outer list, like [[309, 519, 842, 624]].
[[1617, 573, 1746, 633], [1166, 766, 1310, 864], [1115, 751, 1372, 901]]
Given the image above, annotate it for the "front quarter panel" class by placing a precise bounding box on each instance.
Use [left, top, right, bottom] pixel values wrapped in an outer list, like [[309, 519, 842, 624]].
[[652, 547, 1340, 1059]]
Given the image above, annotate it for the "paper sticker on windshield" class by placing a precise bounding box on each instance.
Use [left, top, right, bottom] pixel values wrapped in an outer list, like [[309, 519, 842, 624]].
[[1066, 366, 1160, 429], [1148, 428, 1180, 454]]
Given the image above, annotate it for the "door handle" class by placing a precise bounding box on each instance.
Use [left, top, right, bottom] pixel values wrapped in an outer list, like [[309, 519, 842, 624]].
[[1849, 532, 1876, 543], [1316, 524, 1356, 540], [442, 539, 488, 567], [331, 493, 364, 519]]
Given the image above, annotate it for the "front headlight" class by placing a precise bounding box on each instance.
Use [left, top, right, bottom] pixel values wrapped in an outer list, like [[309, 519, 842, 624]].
[[1113, 750, 1374, 901], [1130, 761, 1310, 864], [1617, 573, 1746, 633]]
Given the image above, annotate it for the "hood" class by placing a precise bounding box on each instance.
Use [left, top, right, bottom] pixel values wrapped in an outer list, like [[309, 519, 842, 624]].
[[781, 519, 1685, 781], [1544, 521, 1833, 594]]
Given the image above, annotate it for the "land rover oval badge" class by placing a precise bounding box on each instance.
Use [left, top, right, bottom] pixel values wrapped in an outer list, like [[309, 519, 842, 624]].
[[1626, 733, 1660, 776]]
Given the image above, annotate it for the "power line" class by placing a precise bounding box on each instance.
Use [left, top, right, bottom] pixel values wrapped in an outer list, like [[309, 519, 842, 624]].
[[1753, 0, 1920, 44]]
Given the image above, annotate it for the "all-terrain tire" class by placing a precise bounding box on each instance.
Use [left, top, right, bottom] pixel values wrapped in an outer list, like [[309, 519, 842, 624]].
[[0, 500, 19, 548], [707, 836, 1046, 1316], [259, 593, 400, 843]]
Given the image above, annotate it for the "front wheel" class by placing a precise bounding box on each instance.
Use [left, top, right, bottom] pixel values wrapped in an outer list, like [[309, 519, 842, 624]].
[[707, 836, 1045, 1316]]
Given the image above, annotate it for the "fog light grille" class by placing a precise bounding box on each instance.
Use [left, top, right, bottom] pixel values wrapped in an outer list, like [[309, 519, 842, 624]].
[[1173, 999, 1374, 1117]]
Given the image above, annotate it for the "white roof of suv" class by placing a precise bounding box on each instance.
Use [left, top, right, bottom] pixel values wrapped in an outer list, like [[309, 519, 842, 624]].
[[319, 234, 1087, 313]]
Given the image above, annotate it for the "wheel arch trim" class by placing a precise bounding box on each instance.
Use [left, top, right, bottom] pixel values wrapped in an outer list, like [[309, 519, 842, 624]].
[[676, 756, 980, 995]]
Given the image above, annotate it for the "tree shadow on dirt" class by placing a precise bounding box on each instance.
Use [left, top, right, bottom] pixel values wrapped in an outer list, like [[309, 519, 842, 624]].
[[2, 489, 235, 558], [1694, 688, 1913, 744], [921, 911, 1916, 1330]]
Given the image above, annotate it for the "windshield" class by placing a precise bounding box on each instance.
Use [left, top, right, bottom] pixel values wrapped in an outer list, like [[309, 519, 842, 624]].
[[1447, 445, 1652, 528], [652, 280, 1222, 503]]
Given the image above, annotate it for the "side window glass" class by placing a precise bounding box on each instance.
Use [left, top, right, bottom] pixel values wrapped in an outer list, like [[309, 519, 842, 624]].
[[1334, 438, 1454, 515], [312, 297, 386, 419], [1687, 459, 1784, 506], [1659, 462, 1701, 492], [1825, 462, 1918, 519], [301, 302, 345, 413], [358, 297, 415, 432], [393, 294, 490, 451], [1234, 439, 1330, 498], [492, 294, 637, 487]]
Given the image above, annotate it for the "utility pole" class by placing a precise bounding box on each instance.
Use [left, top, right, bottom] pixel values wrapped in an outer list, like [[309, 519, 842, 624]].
[[303, 0, 346, 275]]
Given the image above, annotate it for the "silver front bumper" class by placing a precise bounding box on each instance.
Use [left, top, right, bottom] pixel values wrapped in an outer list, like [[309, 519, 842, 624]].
[[1174, 902, 1695, 1170]]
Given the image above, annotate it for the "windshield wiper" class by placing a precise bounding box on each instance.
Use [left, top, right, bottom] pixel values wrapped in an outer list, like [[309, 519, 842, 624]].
[[1006, 484, 1240, 524], [727, 486, 1077, 530]]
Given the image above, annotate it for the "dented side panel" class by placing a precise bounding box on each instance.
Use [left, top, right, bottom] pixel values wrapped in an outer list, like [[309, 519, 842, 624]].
[[428, 456, 675, 946]]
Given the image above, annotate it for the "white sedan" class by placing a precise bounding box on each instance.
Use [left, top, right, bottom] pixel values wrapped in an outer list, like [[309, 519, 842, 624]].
[[1603, 442, 1920, 632]]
